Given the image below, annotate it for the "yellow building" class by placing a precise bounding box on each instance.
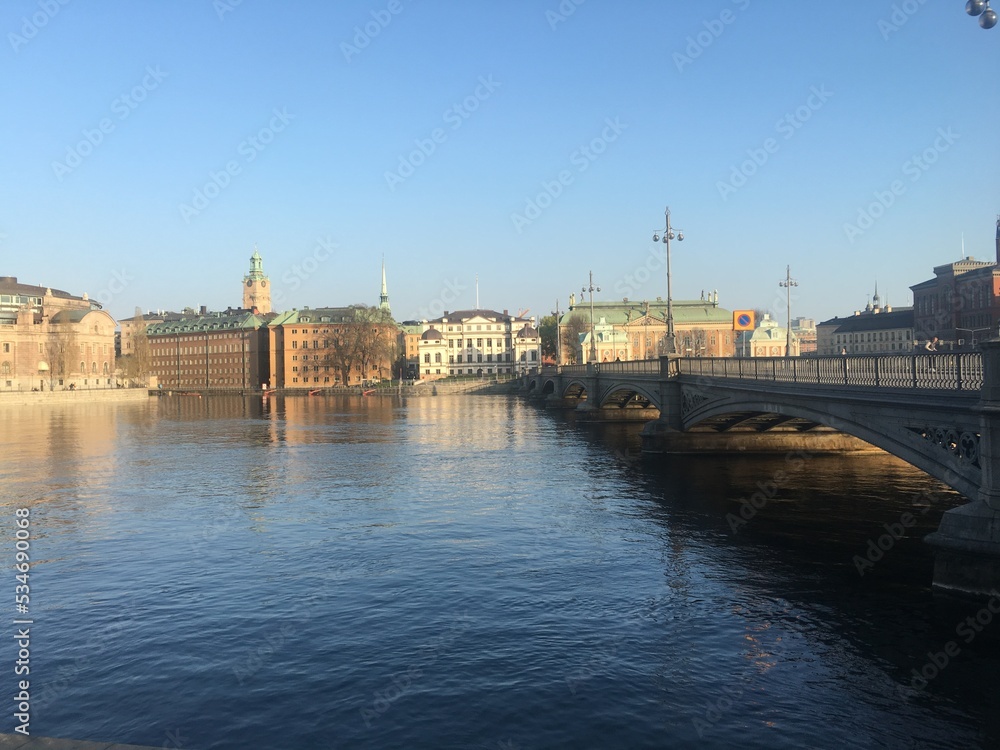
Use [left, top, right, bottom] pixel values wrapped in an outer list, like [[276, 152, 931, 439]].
[[0, 276, 117, 391]]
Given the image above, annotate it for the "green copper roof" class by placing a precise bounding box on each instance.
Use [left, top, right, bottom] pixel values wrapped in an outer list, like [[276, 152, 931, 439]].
[[560, 299, 732, 327], [268, 307, 392, 327], [147, 311, 263, 335]]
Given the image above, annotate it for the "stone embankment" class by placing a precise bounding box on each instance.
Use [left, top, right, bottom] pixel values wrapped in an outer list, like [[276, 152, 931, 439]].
[[0, 389, 150, 407]]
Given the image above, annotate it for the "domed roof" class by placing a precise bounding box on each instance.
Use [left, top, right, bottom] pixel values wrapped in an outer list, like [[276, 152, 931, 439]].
[[516, 325, 538, 339], [421, 328, 443, 340]]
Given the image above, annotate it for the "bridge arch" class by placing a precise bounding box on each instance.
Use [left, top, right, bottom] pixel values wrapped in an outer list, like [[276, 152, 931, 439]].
[[598, 383, 662, 411], [681, 387, 981, 500], [562, 379, 589, 402]]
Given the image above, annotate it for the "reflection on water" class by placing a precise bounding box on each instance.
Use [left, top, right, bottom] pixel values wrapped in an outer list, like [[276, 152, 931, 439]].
[[0, 394, 997, 749]]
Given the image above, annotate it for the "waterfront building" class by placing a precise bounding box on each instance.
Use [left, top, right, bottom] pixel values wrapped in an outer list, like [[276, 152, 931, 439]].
[[559, 297, 736, 362], [0, 276, 117, 391], [791, 317, 818, 354], [267, 306, 397, 388], [242, 247, 272, 314], [745, 313, 800, 357], [417, 309, 540, 380], [398, 321, 423, 379], [147, 308, 270, 389], [579, 317, 630, 363], [906, 218, 1000, 345], [816, 289, 914, 355], [118, 310, 184, 356]]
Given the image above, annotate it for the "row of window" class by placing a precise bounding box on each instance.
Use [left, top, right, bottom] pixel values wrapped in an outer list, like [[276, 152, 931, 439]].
[[834, 330, 913, 343], [444, 324, 509, 332], [424, 351, 538, 364], [153, 344, 247, 354], [423, 367, 516, 375]]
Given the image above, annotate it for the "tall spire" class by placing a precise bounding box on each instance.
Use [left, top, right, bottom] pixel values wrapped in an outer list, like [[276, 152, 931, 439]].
[[379, 257, 390, 314], [995, 215, 1000, 266]]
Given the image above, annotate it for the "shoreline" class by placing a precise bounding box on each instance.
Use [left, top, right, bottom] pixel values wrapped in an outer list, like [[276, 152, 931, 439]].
[[0, 389, 151, 407]]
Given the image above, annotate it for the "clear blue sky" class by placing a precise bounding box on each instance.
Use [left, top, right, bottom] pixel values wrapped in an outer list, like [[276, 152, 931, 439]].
[[1, 0, 997, 325]]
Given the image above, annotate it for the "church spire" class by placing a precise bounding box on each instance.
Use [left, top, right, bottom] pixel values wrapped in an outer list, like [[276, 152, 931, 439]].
[[379, 257, 390, 314], [995, 214, 999, 265]]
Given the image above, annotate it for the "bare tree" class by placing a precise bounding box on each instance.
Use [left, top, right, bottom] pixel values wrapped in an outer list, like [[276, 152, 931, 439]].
[[320, 306, 397, 385], [323, 325, 359, 385], [46, 324, 76, 388], [352, 306, 396, 384], [122, 307, 151, 385]]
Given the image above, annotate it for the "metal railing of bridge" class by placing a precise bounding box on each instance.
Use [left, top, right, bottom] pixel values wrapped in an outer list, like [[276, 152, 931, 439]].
[[679, 353, 983, 391], [541, 353, 983, 391]]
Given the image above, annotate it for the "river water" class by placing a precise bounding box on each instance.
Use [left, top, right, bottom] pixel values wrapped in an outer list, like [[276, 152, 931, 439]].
[[2, 394, 999, 749]]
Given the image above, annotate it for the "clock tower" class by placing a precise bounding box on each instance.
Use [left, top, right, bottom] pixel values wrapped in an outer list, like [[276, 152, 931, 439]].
[[242, 246, 271, 313]]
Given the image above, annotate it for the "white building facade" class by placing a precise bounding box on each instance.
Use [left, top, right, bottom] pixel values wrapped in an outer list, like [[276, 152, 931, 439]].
[[417, 308, 540, 379]]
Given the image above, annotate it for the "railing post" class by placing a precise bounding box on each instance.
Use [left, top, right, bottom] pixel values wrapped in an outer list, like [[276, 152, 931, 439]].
[[874, 356, 880, 388], [957, 353, 963, 391], [911, 355, 917, 389]]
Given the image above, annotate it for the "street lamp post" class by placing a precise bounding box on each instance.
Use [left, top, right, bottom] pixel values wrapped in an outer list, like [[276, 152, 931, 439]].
[[582, 271, 600, 364], [779, 265, 798, 357], [552, 298, 562, 366], [652, 206, 684, 356]]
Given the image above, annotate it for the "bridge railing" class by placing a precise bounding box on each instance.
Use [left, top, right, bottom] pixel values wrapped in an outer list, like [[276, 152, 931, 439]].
[[678, 353, 983, 391], [548, 360, 678, 377]]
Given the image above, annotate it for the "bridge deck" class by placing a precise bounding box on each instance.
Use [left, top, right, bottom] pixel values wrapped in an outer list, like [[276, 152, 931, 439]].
[[549, 352, 984, 392]]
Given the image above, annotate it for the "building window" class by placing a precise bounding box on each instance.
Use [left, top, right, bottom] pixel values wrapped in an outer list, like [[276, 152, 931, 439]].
[[2, 343, 8, 353], [477, 338, 483, 348], [434, 353, 441, 363], [292, 341, 298, 348], [424, 354, 430, 363]]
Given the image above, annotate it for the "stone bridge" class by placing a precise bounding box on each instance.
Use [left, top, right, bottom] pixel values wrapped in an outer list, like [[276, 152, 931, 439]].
[[523, 342, 1000, 596]]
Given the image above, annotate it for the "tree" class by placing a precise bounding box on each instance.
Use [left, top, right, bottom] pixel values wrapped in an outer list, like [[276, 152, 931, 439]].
[[352, 305, 396, 384], [538, 314, 558, 362], [321, 306, 398, 385], [563, 314, 588, 364], [122, 307, 151, 385], [46, 323, 76, 388]]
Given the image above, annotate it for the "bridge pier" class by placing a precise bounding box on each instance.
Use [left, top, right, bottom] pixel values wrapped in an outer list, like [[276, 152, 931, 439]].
[[575, 404, 660, 422], [927, 502, 1000, 597], [544, 393, 582, 410], [926, 340, 1000, 596]]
